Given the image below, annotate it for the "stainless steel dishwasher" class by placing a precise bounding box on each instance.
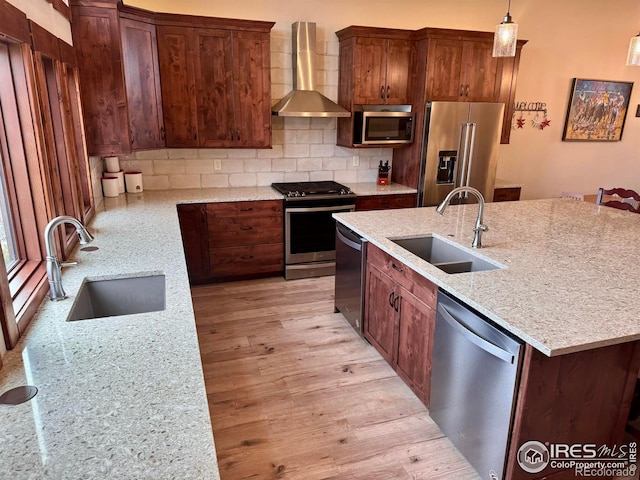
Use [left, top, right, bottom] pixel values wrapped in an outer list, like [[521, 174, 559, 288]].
[[430, 290, 524, 480], [334, 223, 367, 336]]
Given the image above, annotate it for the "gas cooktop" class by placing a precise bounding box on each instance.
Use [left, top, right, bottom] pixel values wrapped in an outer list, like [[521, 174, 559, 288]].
[[271, 181, 354, 198]]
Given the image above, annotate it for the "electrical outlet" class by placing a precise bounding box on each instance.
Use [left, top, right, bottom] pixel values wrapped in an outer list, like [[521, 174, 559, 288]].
[[214, 159, 222, 171], [352, 156, 359, 167]]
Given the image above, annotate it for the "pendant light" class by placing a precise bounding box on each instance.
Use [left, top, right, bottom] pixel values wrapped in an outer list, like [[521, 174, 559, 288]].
[[492, 0, 518, 57], [627, 32, 640, 66]]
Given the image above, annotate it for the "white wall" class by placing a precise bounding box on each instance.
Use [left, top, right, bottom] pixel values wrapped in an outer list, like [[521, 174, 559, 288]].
[[6, 0, 72, 43], [127, 0, 640, 199]]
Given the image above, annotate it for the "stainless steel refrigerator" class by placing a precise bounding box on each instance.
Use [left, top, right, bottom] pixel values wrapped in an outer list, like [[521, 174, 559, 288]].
[[417, 102, 504, 207]]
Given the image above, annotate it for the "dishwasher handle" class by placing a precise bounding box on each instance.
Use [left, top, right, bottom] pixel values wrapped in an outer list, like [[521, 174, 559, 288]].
[[336, 226, 362, 251], [437, 303, 515, 364]]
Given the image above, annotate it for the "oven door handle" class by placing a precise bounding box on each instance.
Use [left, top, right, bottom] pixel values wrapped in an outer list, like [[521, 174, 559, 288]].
[[286, 205, 355, 213]]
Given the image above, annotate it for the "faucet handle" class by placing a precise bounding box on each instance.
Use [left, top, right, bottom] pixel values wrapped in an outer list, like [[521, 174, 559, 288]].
[[60, 261, 78, 268], [474, 224, 489, 233]]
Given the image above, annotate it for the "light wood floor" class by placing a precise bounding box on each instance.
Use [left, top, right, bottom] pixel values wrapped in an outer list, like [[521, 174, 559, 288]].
[[191, 275, 479, 480]]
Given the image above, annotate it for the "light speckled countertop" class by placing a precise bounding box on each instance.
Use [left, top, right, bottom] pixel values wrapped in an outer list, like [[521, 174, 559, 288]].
[[335, 198, 640, 357], [0, 182, 410, 479]]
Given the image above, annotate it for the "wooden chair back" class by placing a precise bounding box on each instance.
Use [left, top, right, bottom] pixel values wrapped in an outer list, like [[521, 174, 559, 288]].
[[596, 187, 640, 213]]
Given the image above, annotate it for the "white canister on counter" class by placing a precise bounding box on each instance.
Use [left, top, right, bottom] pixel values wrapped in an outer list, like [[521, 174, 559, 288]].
[[104, 156, 120, 173], [103, 170, 125, 193], [101, 177, 120, 197], [124, 171, 143, 193]]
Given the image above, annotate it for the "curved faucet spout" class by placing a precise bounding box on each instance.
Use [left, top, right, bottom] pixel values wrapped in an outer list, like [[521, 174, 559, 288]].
[[44, 215, 94, 301], [436, 187, 488, 248]]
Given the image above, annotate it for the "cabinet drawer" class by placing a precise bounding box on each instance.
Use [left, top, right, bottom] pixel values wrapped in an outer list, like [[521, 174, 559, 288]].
[[367, 244, 437, 309], [206, 200, 282, 218], [209, 215, 283, 247], [210, 244, 283, 278], [355, 193, 417, 211]]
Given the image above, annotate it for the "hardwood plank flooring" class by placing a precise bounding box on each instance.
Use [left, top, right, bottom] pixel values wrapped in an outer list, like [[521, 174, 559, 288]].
[[192, 275, 478, 480]]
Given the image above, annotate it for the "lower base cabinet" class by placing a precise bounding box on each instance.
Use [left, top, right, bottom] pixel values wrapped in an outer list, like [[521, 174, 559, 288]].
[[355, 193, 417, 211], [364, 243, 436, 405], [177, 200, 284, 284]]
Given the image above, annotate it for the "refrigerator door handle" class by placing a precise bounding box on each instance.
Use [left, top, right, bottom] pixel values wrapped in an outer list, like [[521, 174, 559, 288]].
[[465, 123, 477, 191], [458, 123, 473, 198]]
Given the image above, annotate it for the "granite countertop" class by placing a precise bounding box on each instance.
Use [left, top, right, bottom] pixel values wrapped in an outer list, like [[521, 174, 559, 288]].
[[0, 181, 414, 478], [334, 198, 640, 357]]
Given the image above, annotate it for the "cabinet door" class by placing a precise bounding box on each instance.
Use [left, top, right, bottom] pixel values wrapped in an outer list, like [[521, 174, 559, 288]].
[[426, 37, 465, 101], [395, 289, 435, 404], [120, 17, 165, 150], [353, 38, 388, 104], [364, 263, 397, 363], [177, 204, 210, 284], [71, 5, 129, 155], [462, 41, 502, 102], [193, 28, 235, 147], [385, 39, 414, 104], [157, 25, 199, 147], [233, 31, 272, 148]]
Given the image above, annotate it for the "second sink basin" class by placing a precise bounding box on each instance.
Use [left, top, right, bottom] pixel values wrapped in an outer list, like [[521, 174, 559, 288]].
[[390, 235, 503, 274], [67, 274, 166, 321]]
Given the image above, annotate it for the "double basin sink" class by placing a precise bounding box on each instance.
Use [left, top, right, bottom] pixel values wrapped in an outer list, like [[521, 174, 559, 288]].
[[390, 235, 503, 274]]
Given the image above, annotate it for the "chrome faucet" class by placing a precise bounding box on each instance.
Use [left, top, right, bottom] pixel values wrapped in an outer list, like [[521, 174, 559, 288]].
[[44, 216, 94, 301], [436, 186, 488, 248]]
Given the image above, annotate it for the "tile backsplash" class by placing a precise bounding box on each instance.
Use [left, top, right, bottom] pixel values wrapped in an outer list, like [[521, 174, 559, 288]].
[[100, 27, 393, 191]]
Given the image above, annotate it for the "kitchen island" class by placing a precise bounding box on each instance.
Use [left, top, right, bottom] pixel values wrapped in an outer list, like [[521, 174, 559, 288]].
[[334, 198, 640, 479]]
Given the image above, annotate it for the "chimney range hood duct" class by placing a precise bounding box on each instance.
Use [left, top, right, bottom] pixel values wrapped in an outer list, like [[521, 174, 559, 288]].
[[271, 22, 350, 117]]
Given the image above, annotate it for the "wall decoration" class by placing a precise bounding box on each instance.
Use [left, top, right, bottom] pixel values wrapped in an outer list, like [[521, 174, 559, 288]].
[[562, 78, 633, 141], [512, 101, 550, 130]]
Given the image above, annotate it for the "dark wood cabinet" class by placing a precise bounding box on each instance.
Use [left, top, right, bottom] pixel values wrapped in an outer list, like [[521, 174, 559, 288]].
[[120, 12, 165, 150], [206, 200, 283, 281], [177, 200, 284, 284], [157, 18, 273, 148], [355, 193, 417, 211], [69, 2, 129, 156], [426, 36, 502, 102], [364, 243, 436, 404], [493, 186, 521, 202], [177, 203, 210, 285], [69, 1, 164, 155], [336, 26, 415, 147]]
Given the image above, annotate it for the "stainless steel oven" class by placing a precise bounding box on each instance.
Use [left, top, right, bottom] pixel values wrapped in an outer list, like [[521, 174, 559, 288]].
[[272, 181, 356, 280]]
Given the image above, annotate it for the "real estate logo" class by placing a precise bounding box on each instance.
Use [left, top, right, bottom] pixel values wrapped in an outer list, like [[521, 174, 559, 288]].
[[517, 440, 637, 477]]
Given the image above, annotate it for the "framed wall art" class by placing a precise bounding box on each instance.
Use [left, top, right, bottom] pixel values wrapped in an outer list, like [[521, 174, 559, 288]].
[[562, 78, 633, 141]]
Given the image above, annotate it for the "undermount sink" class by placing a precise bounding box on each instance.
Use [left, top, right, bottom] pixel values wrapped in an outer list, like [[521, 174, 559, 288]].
[[390, 235, 503, 274], [67, 274, 166, 321]]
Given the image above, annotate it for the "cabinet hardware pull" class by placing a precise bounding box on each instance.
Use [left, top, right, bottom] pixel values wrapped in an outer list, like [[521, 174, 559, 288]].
[[160, 126, 166, 141], [240, 255, 254, 260], [460, 84, 464, 96], [240, 207, 254, 212], [465, 85, 470, 97], [380, 85, 385, 99], [393, 295, 400, 312], [392, 262, 404, 273], [389, 291, 395, 308], [240, 225, 253, 230], [386, 85, 390, 98]]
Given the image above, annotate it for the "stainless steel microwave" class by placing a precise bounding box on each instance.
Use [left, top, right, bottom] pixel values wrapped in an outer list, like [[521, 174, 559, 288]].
[[352, 105, 415, 145]]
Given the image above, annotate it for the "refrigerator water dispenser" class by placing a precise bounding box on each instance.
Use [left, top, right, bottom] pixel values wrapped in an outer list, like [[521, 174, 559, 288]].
[[437, 150, 457, 184]]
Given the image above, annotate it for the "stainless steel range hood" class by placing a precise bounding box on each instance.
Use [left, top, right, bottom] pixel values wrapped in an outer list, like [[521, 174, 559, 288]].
[[271, 22, 350, 118]]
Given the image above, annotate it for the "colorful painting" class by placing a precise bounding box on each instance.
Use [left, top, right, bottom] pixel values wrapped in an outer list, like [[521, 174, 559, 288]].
[[562, 78, 633, 141]]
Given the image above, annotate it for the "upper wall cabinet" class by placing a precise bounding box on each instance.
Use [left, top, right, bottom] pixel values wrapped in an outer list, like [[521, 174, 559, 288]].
[[69, 1, 164, 156], [156, 17, 273, 148], [335, 26, 416, 147]]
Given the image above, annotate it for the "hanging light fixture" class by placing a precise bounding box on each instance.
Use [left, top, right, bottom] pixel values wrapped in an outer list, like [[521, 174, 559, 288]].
[[492, 0, 518, 57], [627, 32, 640, 66]]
